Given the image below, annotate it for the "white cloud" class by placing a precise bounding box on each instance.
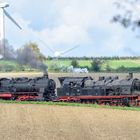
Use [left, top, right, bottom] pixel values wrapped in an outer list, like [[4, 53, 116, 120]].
[[2, 0, 140, 56], [38, 1, 114, 43]]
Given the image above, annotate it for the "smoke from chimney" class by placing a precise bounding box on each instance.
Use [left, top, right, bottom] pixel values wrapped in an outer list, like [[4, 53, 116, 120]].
[[0, 39, 16, 60], [0, 40, 47, 72]]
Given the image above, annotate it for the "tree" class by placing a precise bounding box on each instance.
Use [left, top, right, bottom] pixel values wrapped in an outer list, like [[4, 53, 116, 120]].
[[17, 42, 47, 71], [91, 59, 101, 72], [71, 59, 79, 67], [112, 0, 140, 31], [105, 64, 111, 72], [24, 42, 46, 61]]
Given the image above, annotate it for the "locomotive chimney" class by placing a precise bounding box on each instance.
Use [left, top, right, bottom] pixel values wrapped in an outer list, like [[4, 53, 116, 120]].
[[43, 71, 48, 78], [129, 72, 133, 79]]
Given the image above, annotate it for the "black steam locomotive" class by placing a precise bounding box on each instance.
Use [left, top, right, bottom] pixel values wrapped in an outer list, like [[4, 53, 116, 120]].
[[0, 73, 56, 101], [57, 73, 140, 106], [57, 73, 140, 97]]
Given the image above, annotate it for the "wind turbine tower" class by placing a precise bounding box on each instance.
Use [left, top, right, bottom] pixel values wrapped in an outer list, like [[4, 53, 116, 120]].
[[0, 2, 22, 58]]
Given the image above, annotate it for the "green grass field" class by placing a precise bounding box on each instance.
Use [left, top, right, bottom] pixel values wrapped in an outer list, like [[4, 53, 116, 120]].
[[1, 59, 140, 72], [0, 60, 21, 71], [45, 59, 140, 71], [107, 60, 140, 69], [0, 100, 140, 111], [44, 59, 93, 68]]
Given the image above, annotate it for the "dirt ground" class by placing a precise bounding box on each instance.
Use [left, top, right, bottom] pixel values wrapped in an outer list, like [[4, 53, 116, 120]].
[[0, 103, 140, 140]]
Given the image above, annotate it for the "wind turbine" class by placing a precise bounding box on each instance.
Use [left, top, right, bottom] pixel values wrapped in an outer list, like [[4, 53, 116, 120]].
[[20, 23, 79, 58], [0, 2, 22, 58], [44, 43, 80, 58], [45, 43, 80, 71], [24, 30, 80, 58]]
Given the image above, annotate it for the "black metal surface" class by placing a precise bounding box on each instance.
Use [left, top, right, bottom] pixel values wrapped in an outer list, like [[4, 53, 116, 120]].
[[57, 73, 140, 97], [0, 74, 56, 101]]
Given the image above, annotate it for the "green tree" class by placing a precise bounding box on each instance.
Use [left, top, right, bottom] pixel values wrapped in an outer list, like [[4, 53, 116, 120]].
[[24, 42, 46, 61], [117, 65, 126, 72], [71, 59, 79, 67], [91, 59, 101, 72], [105, 64, 111, 72]]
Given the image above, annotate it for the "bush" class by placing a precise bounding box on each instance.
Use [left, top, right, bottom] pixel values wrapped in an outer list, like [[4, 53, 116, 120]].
[[71, 59, 79, 67], [90, 59, 101, 72], [105, 64, 112, 72], [50, 63, 60, 72]]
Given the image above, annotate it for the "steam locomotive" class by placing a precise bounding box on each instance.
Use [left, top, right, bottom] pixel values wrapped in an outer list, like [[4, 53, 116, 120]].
[[57, 73, 140, 106], [0, 72, 140, 106], [57, 73, 140, 96], [0, 73, 56, 101]]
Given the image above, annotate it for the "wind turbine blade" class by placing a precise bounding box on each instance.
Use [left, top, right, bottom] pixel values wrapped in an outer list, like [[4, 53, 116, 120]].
[[22, 29, 56, 53], [60, 44, 79, 56], [33, 33, 56, 53], [4, 9, 22, 30]]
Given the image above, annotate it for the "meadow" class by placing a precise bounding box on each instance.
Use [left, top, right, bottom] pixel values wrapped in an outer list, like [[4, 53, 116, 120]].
[[108, 59, 140, 69], [0, 58, 140, 72], [45, 59, 140, 71]]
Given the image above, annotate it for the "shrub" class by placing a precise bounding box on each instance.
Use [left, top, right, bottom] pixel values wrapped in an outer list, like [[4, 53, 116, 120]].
[[71, 59, 79, 67], [90, 59, 101, 72]]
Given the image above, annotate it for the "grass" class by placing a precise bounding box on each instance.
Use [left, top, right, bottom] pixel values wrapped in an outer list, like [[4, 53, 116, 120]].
[[0, 100, 140, 111], [108, 60, 140, 69], [44, 59, 92, 68], [0, 60, 31, 72], [45, 59, 140, 71], [1, 59, 140, 72], [0, 60, 19, 70], [45, 59, 71, 68]]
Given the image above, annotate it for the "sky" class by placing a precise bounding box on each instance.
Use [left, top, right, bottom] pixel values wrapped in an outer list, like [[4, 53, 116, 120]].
[[0, 0, 140, 57]]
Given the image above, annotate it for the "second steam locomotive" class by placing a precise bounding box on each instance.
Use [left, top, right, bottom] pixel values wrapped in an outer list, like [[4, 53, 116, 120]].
[[57, 73, 140, 106], [57, 73, 140, 96]]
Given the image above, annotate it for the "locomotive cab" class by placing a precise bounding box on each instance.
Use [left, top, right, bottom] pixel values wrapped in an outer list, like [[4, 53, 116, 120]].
[[57, 77, 93, 96]]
